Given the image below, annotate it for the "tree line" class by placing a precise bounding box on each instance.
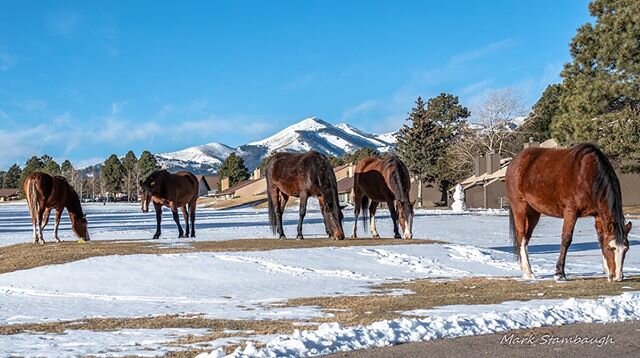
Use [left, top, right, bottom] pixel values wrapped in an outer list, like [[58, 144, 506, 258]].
[[0, 150, 158, 201]]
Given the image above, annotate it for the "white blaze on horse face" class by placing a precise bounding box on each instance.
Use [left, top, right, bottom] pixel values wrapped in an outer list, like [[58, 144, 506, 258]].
[[608, 240, 625, 281], [520, 241, 534, 279], [403, 213, 413, 239]]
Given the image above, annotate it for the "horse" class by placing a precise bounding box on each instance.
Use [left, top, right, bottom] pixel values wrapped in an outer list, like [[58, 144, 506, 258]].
[[23, 172, 90, 244], [140, 170, 199, 239], [505, 143, 632, 282], [265, 151, 345, 240], [351, 155, 414, 239]]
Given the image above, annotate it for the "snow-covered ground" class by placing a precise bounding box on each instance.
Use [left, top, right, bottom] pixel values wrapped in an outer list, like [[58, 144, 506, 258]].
[[0, 201, 639, 357]]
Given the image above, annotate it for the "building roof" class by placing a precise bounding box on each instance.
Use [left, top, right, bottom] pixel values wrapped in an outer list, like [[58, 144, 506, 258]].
[[0, 188, 19, 197], [200, 175, 219, 191], [540, 138, 560, 148], [337, 176, 354, 193], [216, 178, 259, 196]]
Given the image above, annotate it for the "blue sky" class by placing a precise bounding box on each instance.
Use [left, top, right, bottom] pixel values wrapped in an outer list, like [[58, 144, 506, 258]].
[[0, 0, 591, 169]]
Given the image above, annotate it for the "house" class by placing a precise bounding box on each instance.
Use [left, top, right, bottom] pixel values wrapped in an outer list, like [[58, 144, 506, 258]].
[[0, 188, 19, 202], [213, 168, 266, 200], [454, 138, 640, 209], [196, 175, 219, 197]]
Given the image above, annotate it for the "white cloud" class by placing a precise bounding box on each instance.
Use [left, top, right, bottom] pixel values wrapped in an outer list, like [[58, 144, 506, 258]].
[[450, 39, 514, 66], [341, 100, 378, 120]]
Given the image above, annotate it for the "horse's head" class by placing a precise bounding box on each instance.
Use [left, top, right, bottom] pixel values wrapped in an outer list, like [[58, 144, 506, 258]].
[[139, 179, 153, 213], [602, 221, 632, 282], [71, 213, 90, 242], [322, 197, 345, 240], [395, 200, 414, 239]]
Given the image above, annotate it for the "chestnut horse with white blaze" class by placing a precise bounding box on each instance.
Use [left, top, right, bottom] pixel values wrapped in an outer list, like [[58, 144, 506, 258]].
[[266, 151, 345, 240], [24, 172, 90, 244], [352, 155, 414, 239], [140, 170, 199, 239], [506, 143, 632, 282]]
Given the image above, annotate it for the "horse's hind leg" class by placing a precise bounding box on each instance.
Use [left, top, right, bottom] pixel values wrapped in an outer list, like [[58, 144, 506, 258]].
[[276, 192, 289, 239], [36, 206, 47, 244], [369, 201, 380, 238], [512, 203, 536, 279], [189, 200, 196, 238], [388, 200, 401, 239], [181, 206, 189, 237], [555, 211, 577, 281], [296, 193, 308, 240], [170, 203, 185, 238]]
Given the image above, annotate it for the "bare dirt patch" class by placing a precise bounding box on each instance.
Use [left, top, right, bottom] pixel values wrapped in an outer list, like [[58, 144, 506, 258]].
[[0, 237, 442, 274]]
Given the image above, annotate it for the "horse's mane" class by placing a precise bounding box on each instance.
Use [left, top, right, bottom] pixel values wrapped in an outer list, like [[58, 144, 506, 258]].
[[385, 155, 410, 204], [65, 181, 84, 217], [571, 143, 625, 244]]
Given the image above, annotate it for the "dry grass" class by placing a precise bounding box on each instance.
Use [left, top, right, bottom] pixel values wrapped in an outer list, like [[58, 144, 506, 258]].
[[0, 237, 441, 274]]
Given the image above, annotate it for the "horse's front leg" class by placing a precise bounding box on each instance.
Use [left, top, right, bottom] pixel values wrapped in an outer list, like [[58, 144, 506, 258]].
[[297, 194, 308, 240], [388, 200, 401, 239], [189, 201, 196, 238], [555, 212, 577, 280], [152, 202, 163, 239]]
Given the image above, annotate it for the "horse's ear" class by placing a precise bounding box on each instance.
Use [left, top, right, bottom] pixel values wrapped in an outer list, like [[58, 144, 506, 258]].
[[626, 221, 633, 234]]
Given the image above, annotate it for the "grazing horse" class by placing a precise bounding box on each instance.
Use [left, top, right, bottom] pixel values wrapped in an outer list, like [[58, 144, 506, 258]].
[[24, 172, 90, 244], [266, 151, 345, 240], [506, 143, 632, 282], [140, 170, 199, 239], [352, 155, 414, 239]]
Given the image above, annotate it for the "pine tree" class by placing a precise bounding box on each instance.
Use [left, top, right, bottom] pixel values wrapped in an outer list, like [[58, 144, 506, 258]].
[[343, 148, 381, 164], [137, 150, 158, 182], [328, 156, 346, 167], [397, 95, 470, 206], [122, 151, 138, 201], [41, 155, 61, 176], [0, 171, 4, 189], [19, 156, 44, 195], [552, 0, 640, 156], [101, 154, 124, 198], [518, 84, 563, 143], [218, 153, 249, 190], [4, 164, 22, 189]]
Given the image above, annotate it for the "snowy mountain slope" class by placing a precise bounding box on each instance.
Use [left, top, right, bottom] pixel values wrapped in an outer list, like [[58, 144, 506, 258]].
[[156, 117, 395, 174]]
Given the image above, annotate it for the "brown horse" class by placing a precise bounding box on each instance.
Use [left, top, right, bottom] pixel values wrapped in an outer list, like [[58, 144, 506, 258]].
[[352, 155, 414, 239], [140, 170, 199, 239], [506, 143, 632, 282], [24, 172, 90, 244], [266, 151, 344, 240]]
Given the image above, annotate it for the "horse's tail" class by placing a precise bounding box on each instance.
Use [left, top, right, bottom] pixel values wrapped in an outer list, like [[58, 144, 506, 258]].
[[26, 177, 39, 224], [509, 206, 520, 262], [361, 195, 369, 231], [265, 173, 278, 236]]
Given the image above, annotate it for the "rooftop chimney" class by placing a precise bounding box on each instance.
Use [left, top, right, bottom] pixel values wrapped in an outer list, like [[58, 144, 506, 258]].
[[523, 137, 540, 149], [486, 152, 501, 175], [474, 155, 486, 177], [221, 177, 230, 191], [252, 168, 262, 180]]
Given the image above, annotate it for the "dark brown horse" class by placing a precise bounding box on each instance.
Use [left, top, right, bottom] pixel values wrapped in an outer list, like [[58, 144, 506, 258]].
[[506, 143, 632, 282], [352, 155, 414, 239], [140, 170, 199, 239], [266, 151, 344, 240], [24, 172, 90, 244]]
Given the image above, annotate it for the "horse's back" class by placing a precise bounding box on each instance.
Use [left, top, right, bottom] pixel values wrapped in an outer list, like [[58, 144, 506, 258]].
[[355, 155, 410, 202], [267, 151, 334, 196], [506, 146, 602, 217]]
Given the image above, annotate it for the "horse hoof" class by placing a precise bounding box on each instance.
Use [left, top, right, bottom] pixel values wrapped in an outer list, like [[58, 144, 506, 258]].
[[394, 235, 402, 239], [296, 235, 304, 240], [350, 235, 357, 240], [190, 233, 196, 238], [279, 235, 287, 240], [152, 235, 161, 240], [178, 234, 185, 239], [554, 274, 567, 281], [373, 235, 380, 239]]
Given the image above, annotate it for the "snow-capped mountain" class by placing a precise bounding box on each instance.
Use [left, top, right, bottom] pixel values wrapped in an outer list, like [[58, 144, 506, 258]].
[[155, 117, 396, 174]]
